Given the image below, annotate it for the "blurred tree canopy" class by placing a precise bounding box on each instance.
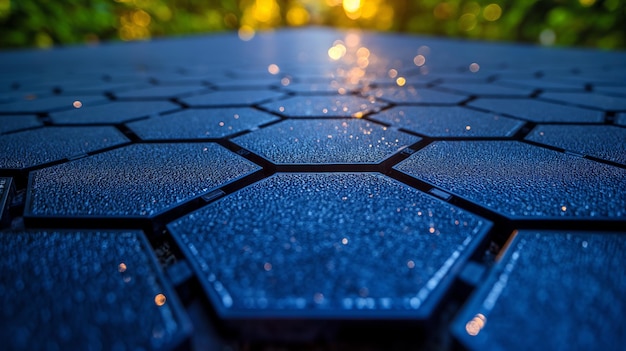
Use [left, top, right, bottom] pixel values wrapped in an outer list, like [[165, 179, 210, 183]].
[[0, 0, 624, 49]]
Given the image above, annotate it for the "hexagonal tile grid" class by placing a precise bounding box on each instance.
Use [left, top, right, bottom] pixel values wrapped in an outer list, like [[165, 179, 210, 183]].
[[0, 127, 129, 170], [0, 230, 190, 350], [453, 231, 626, 351], [261, 95, 386, 118], [370, 106, 524, 137], [526, 125, 626, 165], [180, 89, 286, 107], [50, 101, 181, 124], [233, 119, 419, 164], [394, 141, 626, 219], [169, 173, 490, 318], [127, 107, 280, 140], [468, 98, 604, 123], [26, 143, 260, 218], [1, 29, 626, 349]]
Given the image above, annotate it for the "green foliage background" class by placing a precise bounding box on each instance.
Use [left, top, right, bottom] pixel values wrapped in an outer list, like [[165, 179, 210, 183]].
[[0, 0, 624, 49]]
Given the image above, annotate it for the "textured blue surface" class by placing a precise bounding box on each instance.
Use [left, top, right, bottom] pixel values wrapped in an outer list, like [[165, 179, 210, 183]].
[[27, 143, 260, 217], [50, 100, 181, 124], [395, 141, 626, 218], [0, 230, 189, 350], [0, 115, 42, 134], [0, 126, 129, 170], [0, 94, 108, 113], [468, 98, 604, 123], [233, 119, 419, 164], [364, 86, 467, 104], [370, 106, 524, 137], [261, 95, 387, 117], [181, 89, 285, 106], [541, 91, 626, 110], [169, 173, 490, 317], [453, 231, 626, 351], [128, 107, 279, 139], [433, 82, 532, 97], [526, 124, 626, 165], [1, 28, 625, 350]]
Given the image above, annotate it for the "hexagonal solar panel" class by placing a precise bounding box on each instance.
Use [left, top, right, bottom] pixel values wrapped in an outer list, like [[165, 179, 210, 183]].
[[0, 94, 108, 113], [0, 127, 129, 170], [168, 173, 491, 320], [364, 86, 467, 104], [526, 124, 626, 165], [261, 95, 386, 118], [127, 107, 280, 140], [468, 98, 604, 123], [0, 115, 42, 134], [180, 89, 286, 107], [394, 141, 626, 218], [453, 230, 626, 351], [0, 230, 190, 350], [233, 119, 419, 164], [370, 106, 524, 137], [49, 101, 181, 124], [26, 143, 260, 218]]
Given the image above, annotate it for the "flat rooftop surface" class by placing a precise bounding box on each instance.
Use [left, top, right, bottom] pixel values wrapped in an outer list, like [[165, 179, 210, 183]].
[[0, 28, 625, 350]]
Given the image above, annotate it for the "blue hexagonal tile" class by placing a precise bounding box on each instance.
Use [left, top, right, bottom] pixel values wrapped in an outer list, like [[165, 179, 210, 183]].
[[394, 141, 626, 218], [169, 173, 491, 319], [26, 143, 260, 217]]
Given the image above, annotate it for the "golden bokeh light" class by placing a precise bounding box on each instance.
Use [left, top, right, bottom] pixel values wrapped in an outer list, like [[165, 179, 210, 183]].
[[465, 313, 487, 336], [154, 293, 167, 306]]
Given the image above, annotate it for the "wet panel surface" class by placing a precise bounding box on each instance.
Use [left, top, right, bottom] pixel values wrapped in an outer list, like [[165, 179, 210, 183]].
[[526, 124, 626, 165], [394, 141, 626, 218], [27, 143, 260, 217], [0, 230, 189, 350], [233, 119, 419, 164], [127, 107, 280, 140], [261, 95, 387, 118], [370, 106, 524, 137], [453, 231, 626, 351], [169, 173, 490, 317], [468, 98, 604, 123], [0, 127, 129, 170]]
